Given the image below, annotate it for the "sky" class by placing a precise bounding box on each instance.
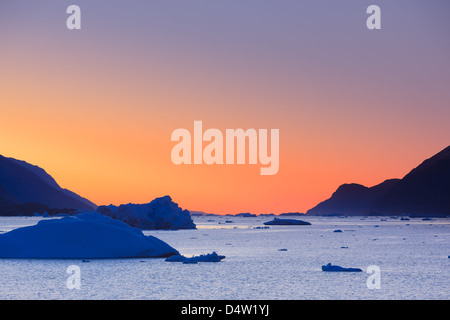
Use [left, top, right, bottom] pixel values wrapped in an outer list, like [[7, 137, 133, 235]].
[[1, 1, 449, 214]]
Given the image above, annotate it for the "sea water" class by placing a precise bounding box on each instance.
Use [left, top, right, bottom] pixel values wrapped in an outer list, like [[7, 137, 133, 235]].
[[0, 215, 448, 300]]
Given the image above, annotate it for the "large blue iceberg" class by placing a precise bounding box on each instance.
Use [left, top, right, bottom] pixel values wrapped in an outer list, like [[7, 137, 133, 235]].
[[96, 195, 196, 230], [0, 212, 179, 259]]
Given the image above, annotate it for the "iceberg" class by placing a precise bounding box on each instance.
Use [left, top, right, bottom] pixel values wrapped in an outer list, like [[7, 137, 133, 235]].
[[165, 252, 225, 263], [0, 212, 179, 259], [235, 212, 257, 217], [96, 195, 196, 230], [263, 217, 311, 225], [321, 263, 362, 272]]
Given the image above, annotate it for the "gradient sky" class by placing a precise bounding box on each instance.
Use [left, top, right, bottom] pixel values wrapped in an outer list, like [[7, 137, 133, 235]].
[[1, 1, 449, 214]]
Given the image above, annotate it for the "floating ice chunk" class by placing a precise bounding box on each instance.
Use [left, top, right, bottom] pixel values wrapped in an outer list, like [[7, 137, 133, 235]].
[[264, 218, 311, 226], [164, 255, 186, 262], [321, 263, 362, 272], [235, 213, 257, 217], [165, 252, 225, 263], [97, 195, 196, 230]]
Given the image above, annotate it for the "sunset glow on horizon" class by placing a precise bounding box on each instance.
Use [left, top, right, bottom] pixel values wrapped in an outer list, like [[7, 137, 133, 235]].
[[1, 1, 449, 214]]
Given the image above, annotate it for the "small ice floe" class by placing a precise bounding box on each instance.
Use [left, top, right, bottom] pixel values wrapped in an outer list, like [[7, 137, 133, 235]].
[[165, 252, 225, 264], [321, 263, 362, 272], [340, 246, 348, 249], [401, 217, 410, 221], [263, 218, 311, 226], [333, 229, 343, 233]]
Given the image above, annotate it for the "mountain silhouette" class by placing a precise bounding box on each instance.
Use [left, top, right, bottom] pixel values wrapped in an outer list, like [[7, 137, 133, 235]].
[[306, 179, 399, 216], [0, 155, 96, 215], [307, 145, 450, 216], [370, 145, 450, 216]]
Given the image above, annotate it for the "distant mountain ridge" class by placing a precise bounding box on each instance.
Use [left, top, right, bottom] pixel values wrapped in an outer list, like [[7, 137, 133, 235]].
[[307, 145, 450, 216], [370, 145, 450, 216], [0, 155, 96, 215], [306, 179, 399, 216]]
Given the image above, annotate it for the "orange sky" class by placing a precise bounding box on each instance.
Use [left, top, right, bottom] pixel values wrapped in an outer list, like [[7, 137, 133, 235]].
[[1, 1, 449, 214]]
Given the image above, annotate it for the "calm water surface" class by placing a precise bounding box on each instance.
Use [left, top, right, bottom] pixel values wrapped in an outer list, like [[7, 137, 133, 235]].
[[0, 215, 448, 299]]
